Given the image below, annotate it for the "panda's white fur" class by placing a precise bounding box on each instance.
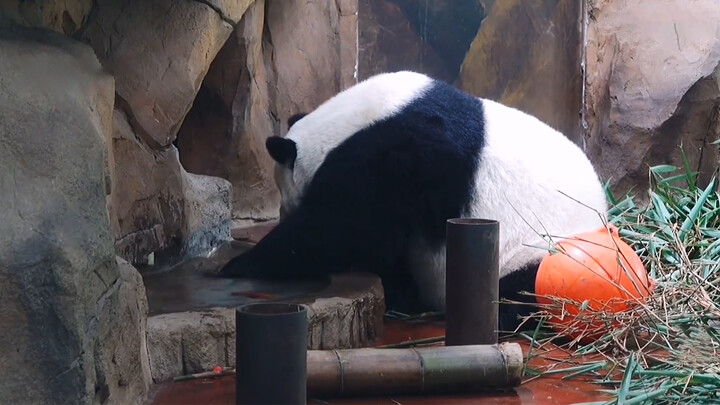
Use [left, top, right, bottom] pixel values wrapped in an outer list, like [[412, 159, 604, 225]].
[[271, 71, 607, 311]]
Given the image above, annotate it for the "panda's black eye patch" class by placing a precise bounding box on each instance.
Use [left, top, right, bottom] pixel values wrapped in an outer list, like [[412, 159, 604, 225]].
[[266, 136, 298, 167]]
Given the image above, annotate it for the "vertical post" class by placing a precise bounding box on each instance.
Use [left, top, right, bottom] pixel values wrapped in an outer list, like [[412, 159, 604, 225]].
[[445, 218, 500, 346], [236, 302, 308, 405]]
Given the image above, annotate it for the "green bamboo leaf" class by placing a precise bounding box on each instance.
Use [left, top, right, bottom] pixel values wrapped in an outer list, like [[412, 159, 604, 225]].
[[679, 178, 716, 242], [650, 164, 679, 174], [604, 180, 619, 206], [622, 384, 675, 405], [529, 156, 720, 405], [658, 174, 693, 185], [680, 146, 697, 190], [637, 370, 720, 384], [617, 353, 639, 405]]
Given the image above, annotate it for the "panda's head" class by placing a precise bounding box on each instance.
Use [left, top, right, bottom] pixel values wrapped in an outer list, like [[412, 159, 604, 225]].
[[266, 113, 307, 219]]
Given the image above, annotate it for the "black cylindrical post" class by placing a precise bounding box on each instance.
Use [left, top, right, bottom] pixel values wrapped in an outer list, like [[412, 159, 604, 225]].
[[235, 302, 308, 405], [445, 218, 500, 346]]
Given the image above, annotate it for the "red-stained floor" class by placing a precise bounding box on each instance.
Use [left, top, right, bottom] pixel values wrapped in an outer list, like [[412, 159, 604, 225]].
[[151, 319, 610, 405]]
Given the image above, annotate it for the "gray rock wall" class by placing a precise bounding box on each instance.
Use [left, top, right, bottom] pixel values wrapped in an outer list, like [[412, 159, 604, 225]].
[[0, 26, 150, 405], [80, 0, 244, 266]]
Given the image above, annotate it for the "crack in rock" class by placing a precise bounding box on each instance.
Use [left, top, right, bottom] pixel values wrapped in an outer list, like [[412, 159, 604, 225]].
[[114, 94, 164, 151], [190, 0, 238, 28]]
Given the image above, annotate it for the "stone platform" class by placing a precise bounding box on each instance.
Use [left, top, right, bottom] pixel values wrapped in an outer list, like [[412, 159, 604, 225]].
[[142, 222, 386, 382]]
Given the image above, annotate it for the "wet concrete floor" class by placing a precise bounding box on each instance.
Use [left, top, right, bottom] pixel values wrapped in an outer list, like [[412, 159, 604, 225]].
[[142, 238, 329, 316]]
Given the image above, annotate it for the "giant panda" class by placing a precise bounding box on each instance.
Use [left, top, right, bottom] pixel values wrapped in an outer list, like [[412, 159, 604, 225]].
[[217, 71, 608, 332]]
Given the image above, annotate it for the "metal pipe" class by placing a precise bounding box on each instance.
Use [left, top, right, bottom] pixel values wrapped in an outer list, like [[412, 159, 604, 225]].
[[445, 218, 500, 346], [235, 302, 308, 405]]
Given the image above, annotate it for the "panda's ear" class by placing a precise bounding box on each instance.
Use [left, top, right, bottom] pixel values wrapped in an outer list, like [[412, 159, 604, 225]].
[[266, 136, 298, 167], [287, 113, 308, 129]]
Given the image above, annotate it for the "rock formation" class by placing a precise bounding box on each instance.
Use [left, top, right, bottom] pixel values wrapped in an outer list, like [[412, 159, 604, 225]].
[[358, 0, 484, 83], [176, 0, 359, 224], [0, 26, 150, 404], [79, 0, 247, 266], [146, 273, 385, 382], [457, 0, 720, 195], [0, 0, 93, 35], [457, 0, 584, 144], [584, 0, 720, 196]]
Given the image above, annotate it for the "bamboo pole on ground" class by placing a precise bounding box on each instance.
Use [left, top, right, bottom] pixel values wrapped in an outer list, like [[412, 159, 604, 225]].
[[306, 342, 523, 398]]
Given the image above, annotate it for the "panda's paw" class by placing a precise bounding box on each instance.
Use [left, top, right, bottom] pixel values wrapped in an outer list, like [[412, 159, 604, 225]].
[[210, 254, 260, 279]]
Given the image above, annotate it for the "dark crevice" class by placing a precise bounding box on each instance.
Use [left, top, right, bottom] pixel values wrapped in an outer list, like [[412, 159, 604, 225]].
[[190, 0, 238, 28], [697, 99, 720, 176], [72, 0, 100, 41], [114, 94, 165, 151]]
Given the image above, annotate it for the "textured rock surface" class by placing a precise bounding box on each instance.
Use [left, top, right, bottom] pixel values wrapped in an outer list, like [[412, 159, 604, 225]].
[[585, 0, 720, 196], [182, 173, 233, 259], [457, 0, 584, 144], [0, 0, 92, 35], [177, 0, 359, 223], [265, 0, 359, 113], [358, 0, 445, 81], [82, 0, 249, 149], [146, 310, 235, 383], [80, 0, 249, 265], [177, 0, 279, 223], [0, 26, 149, 404], [146, 273, 385, 382], [359, 0, 484, 83], [108, 109, 185, 265], [99, 257, 153, 404]]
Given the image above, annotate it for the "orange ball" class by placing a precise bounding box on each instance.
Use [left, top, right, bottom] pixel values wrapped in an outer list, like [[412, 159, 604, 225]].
[[535, 225, 654, 343]]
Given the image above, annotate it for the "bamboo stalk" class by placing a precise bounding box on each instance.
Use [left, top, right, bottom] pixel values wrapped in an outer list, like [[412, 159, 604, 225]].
[[306, 342, 523, 397]]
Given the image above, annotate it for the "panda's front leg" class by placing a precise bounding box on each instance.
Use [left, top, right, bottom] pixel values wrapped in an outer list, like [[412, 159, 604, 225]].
[[215, 242, 308, 281], [216, 251, 264, 278], [213, 210, 336, 281]]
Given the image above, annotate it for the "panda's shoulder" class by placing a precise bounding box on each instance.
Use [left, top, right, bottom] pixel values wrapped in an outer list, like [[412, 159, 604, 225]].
[[288, 71, 437, 148]]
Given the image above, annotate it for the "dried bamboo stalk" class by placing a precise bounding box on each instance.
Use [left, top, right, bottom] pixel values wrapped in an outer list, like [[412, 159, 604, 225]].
[[307, 342, 523, 397]]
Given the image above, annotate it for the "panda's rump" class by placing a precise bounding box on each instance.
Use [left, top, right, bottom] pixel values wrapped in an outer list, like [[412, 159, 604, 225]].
[[467, 99, 608, 277]]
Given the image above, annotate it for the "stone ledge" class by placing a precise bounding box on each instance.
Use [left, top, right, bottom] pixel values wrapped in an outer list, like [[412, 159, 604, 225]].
[[146, 273, 385, 383]]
